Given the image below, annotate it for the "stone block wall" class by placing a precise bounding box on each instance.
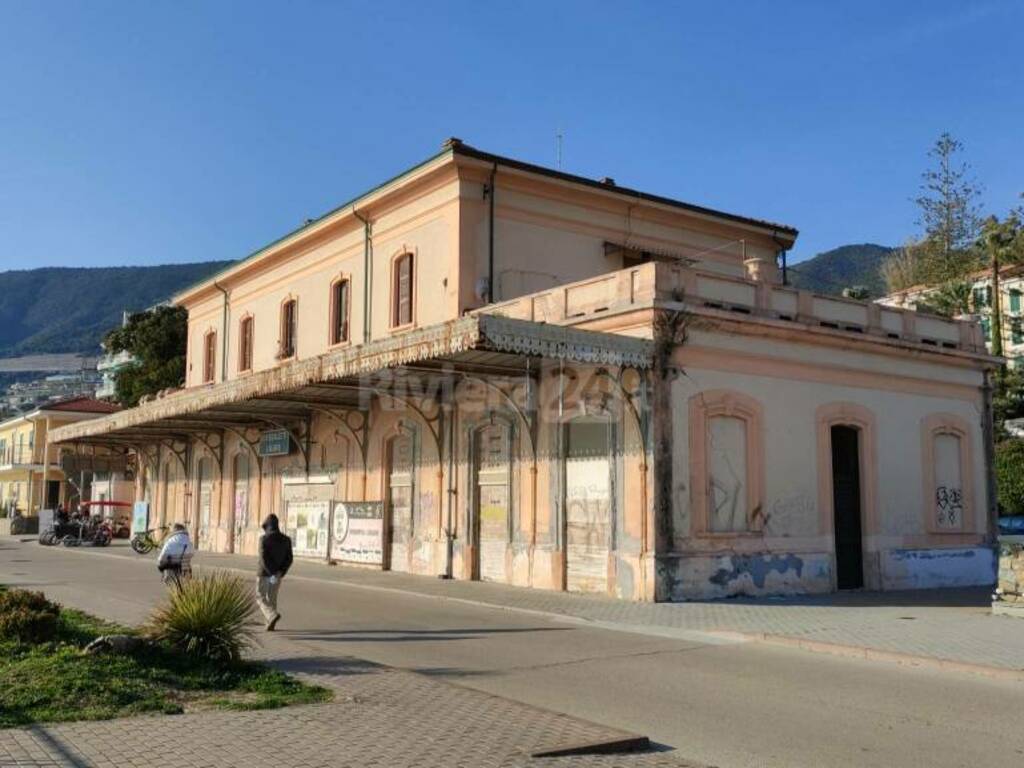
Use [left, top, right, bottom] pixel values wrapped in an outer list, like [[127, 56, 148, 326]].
[[993, 536, 1024, 617]]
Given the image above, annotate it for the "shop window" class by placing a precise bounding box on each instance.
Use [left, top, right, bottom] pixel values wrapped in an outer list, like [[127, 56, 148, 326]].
[[238, 316, 253, 372], [330, 278, 350, 345], [202, 331, 216, 384], [279, 299, 297, 359], [392, 253, 414, 327], [689, 390, 764, 535], [921, 414, 973, 533]]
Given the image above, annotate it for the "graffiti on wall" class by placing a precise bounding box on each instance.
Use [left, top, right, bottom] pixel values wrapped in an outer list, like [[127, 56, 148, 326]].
[[935, 486, 963, 529]]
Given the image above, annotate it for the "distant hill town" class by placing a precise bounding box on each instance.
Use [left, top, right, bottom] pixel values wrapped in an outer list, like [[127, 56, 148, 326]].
[[0, 261, 232, 359]]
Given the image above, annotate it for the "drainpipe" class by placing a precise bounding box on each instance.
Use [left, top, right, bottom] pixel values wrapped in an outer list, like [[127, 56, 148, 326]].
[[485, 164, 497, 303], [213, 281, 230, 381], [982, 370, 999, 546], [442, 392, 456, 579], [353, 208, 372, 344]]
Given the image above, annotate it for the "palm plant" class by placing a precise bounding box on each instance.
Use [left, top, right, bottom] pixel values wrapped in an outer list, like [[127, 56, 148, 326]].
[[146, 572, 256, 662]]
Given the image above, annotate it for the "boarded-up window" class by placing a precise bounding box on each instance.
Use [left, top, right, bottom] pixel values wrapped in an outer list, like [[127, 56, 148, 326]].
[[203, 332, 216, 383], [238, 317, 253, 372], [280, 299, 297, 358], [331, 279, 350, 344], [933, 433, 964, 529], [707, 415, 748, 532], [393, 253, 413, 327]]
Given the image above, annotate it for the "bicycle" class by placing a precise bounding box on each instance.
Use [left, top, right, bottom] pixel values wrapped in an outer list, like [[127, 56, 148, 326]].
[[130, 525, 170, 555]]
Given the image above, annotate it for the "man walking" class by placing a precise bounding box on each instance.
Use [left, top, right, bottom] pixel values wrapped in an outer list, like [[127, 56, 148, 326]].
[[257, 513, 293, 631]]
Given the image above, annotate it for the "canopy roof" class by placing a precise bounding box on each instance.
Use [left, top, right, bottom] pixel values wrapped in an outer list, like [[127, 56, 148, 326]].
[[49, 315, 653, 447]]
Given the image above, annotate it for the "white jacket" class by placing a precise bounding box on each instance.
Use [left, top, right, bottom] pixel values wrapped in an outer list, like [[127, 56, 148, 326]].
[[157, 530, 194, 569]]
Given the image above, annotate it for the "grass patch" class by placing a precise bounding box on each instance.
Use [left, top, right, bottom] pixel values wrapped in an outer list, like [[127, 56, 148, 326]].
[[0, 591, 331, 728]]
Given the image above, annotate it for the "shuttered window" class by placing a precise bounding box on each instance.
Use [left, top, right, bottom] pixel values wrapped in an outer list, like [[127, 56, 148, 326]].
[[203, 331, 216, 383], [238, 316, 253, 372], [393, 253, 413, 327], [280, 299, 297, 358], [331, 279, 350, 344]]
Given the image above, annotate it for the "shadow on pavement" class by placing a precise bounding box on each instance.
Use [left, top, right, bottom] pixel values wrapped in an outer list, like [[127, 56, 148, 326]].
[[282, 626, 573, 643], [268, 654, 384, 677], [690, 586, 991, 610]]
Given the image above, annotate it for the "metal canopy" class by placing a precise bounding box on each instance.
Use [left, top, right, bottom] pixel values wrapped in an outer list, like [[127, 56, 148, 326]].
[[50, 314, 653, 448]]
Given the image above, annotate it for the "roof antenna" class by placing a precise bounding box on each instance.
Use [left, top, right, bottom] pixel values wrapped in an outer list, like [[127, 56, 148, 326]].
[[556, 129, 563, 170]]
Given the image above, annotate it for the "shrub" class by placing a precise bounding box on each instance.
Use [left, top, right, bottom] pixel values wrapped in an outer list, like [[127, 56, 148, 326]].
[[145, 572, 256, 662], [0, 590, 60, 644], [996, 439, 1024, 516]]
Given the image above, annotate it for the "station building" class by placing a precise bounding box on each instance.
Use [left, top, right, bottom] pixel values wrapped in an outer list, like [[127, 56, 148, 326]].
[[51, 140, 1000, 600]]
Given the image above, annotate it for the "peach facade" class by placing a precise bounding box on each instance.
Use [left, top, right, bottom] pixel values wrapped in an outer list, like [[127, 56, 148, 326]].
[[51, 141, 1000, 600]]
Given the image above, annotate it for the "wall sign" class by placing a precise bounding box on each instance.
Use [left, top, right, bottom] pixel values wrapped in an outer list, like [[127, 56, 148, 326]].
[[330, 502, 384, 565], [259, 429, 292, 457]]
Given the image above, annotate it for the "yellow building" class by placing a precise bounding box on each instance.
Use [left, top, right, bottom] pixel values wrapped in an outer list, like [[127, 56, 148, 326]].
[[0, 397, 120, 515]]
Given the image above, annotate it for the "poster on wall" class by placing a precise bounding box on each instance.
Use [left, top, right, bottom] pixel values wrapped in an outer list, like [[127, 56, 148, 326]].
[[281, 473, 334, 559], [285, 499, 330, 559], [330, 502, 384, 565], [131, 501, 150, 535]]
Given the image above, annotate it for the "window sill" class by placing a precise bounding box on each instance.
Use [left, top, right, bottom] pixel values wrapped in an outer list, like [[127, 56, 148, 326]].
[[328, 339, 352, 351], [388, 322, 416, 335]]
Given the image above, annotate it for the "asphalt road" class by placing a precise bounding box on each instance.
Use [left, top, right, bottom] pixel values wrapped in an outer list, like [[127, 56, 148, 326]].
[[2, 539, 1021, 768]]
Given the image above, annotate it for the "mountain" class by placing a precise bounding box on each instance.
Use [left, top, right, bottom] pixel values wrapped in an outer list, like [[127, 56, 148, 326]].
[[0, 261, 233, 358], [788, 244, 894, 298]]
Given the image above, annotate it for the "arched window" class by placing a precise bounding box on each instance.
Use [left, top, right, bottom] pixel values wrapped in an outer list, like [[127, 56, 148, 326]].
[[238, 316, 254, 372], [330, 278, 350, 345], [202, 330, 216, 383], [688, 390, 764, 535], [392, 253, 414, 327], [279, 298, 297, 359], [921, 414, 973, 533]]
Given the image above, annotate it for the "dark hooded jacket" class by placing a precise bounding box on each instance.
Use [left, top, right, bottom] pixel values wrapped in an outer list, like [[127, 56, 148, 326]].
[[258, 514, 294, 578]]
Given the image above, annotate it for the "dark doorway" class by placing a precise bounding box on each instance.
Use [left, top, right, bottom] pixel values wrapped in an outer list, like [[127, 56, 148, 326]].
[[45, 481, 60, 509], [831, 426, 864, 590]]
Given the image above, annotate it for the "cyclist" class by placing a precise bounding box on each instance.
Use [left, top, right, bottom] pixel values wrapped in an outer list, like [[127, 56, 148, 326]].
[[156, 523, 194, 589]]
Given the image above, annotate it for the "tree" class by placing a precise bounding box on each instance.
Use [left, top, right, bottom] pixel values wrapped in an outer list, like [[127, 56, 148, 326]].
[[914, 280, 972, 317], [103, 305, 188, 407], [881, 239, 927, 292], [996, 440, 1024, 516], [913, 133, 984, 282]]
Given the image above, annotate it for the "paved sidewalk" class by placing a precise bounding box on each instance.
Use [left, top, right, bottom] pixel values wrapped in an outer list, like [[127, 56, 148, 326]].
[[0, 540, 703, 768], [1, 639, 697, 768], [88, 540, 1023, 675]]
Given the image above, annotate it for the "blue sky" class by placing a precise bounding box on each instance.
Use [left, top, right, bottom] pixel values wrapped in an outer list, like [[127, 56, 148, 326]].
[[1, 0, 1021, 272]]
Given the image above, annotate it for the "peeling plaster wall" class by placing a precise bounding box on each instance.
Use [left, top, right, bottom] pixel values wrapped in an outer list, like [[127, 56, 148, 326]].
[[658, 328, 992, 600], [658, 552, 833, 601]]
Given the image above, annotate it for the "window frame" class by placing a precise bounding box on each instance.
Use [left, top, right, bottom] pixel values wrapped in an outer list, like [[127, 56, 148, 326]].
[[920, 413, 974, 534], [278, 297, 298, 361], [237, 315, 254, 373], [202, 330, 217, 384], [688, 390, 765, 537], [329, 276, 352, 347], [390, 252, 415, 330]]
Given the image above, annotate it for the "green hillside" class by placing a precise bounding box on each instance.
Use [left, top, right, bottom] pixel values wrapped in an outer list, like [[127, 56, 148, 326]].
[[0, 261, 233, 357], [788, 243, 893, 298]]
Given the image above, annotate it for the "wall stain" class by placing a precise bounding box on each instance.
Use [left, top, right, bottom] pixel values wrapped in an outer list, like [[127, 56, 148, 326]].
[[709, 553, 805, 589]]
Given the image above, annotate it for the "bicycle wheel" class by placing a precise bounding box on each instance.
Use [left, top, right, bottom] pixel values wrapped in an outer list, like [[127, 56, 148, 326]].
[[130, 536, 153, 555]]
